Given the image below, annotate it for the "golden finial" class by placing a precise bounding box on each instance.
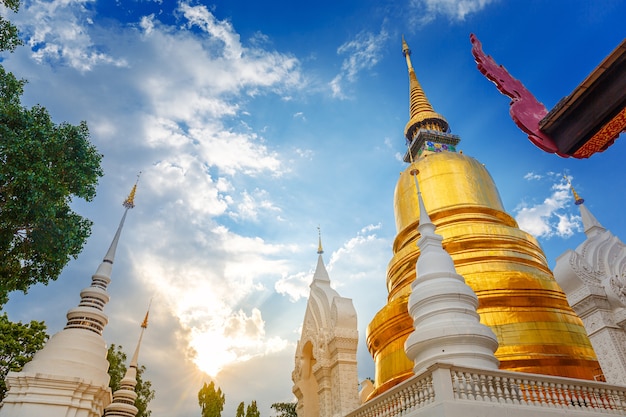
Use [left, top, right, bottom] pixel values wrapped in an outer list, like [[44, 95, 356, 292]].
[[141, 298, 152, 329], [564, 175, 585, 205], [317, 226, 324, 255], [123, 172, 141, 209]]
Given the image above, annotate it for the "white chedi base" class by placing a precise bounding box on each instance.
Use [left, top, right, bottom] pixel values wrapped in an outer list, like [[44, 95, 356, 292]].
[[20, 328, 111, 385], [405, 274, 500, 374], [0, 329, 112, 417], [0, 371, 111, 417]]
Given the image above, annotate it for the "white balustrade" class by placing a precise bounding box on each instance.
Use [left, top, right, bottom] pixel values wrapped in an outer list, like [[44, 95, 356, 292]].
[[344, 364, 626, 417]]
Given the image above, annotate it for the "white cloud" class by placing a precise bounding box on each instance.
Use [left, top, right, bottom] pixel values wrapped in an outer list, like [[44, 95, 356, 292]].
[[524, 172, 543, 180], [328, 228, 385, 279], [187, 307, 288, 376], [148, 158, 231, 217], [132, 224, 298, 377], [17, 0, 127, 71], [179, 2, 243, 60], [330, 28, 389, 98], [275, 270, 312, 302], [360, 223, 382, 233], [410, 0, 497, 24], [515, 176, 582, 239], [229, 188, 282, 222], [295, 148, 314, 159], [188, 127, 283, 176]]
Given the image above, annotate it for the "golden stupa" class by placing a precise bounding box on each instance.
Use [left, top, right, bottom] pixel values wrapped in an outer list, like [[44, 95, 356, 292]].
[[365, 38, 601, 397]]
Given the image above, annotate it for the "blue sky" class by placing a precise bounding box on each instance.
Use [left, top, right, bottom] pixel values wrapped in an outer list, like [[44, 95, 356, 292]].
[[1, 0, 625, 416]]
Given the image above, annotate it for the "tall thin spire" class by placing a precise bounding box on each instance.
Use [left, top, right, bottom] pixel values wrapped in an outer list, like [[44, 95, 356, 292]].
[[402, 36, 449, 141], [564, 176, 605, 237], [65, 179, 139, 334], [404, 169, 499, 373], [104, 304, 151, 417]]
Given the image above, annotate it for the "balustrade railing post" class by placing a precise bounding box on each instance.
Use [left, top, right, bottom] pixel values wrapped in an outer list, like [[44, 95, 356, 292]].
[[487, 375, 497, 402], [429, 364, 455, 403]]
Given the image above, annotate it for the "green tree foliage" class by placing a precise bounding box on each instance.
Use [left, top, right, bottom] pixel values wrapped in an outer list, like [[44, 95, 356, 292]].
[[0, 313, 48, 400], [198, 381, 225, 417], [246, 400, 260, 417], [271, 402, 297, 417], [236, 401, 245, 417], [0, 0, 103, 306], [106, 344, 155, 417], [0, 0, 22, 52], [0, 60, 103, 306]]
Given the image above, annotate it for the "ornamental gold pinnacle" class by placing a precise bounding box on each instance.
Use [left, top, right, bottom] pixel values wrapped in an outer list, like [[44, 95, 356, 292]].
[[123, 172, 141, 209], [564, 175, 585, 205], [317, 226, 324, 255]]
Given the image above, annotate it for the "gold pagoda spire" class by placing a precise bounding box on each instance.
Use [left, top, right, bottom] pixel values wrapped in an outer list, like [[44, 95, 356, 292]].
[[123, 172, 141, 209], [141, 299, 151, 329], [402, 36, 449, 141], [317, 226, 324, 255], [564, 175, 585, 205], [132, 304, 150, 367]]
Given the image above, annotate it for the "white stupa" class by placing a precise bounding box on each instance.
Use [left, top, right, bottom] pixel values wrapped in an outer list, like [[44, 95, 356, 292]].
[[403, 170, 500, 374], [0, 183, 138, 417], [292, 230, 360, 417], [104, 308, 150, 417], [555, 178, 626, 385]]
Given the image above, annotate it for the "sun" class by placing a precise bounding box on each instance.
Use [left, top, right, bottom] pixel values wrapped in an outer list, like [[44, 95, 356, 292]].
[[189, 330, 237, 377]]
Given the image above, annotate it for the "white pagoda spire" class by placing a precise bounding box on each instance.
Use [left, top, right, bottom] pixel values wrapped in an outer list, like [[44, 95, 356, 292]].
[[404, 169, 499, 374], [104, 307, 150, 417], [64, 186, 135, 334], [0, 180, 139, 417]]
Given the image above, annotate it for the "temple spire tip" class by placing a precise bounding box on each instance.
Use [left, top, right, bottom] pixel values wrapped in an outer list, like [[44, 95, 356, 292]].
[[123, 171, 141, 209], [402, 36, 450, 144], [141, 298, 152, 329], [564, 175, 584, 205], [317, 226, 324, 255]]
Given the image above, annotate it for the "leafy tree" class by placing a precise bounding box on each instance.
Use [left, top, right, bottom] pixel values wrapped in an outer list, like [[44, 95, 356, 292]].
[[198, 381, 225, 417], [246, 400, 260, 417], [0, 313, 48, 400], [0, 0, 103, 307], [236, 401, 245, 417], [0, 0, 22, 52], [106, 344, 155, 417], [0, 57, 103, 306], [271, 402, 296, 417]]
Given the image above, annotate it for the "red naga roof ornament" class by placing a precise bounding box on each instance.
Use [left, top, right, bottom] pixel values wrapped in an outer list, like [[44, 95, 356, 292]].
[[470, 34, 565, 156]]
